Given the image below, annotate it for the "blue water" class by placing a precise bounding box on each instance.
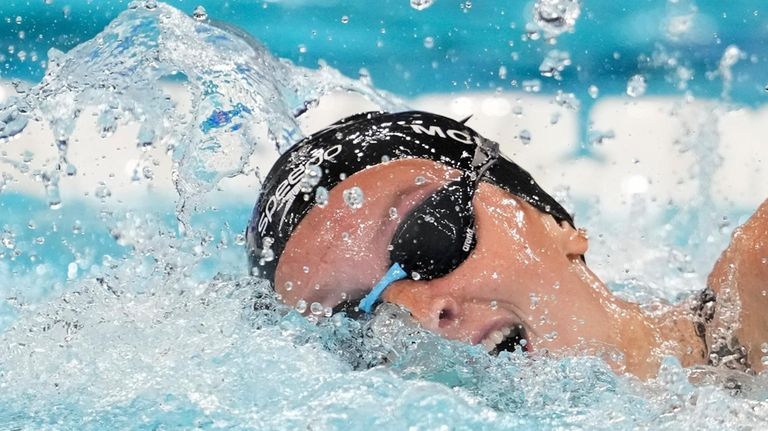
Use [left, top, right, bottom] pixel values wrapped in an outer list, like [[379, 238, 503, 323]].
[[1, 1, 768, 429], [2, 0, 767, 102]]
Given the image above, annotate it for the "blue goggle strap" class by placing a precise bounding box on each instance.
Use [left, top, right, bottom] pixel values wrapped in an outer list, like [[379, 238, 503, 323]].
[[358, 262, 408, 314]]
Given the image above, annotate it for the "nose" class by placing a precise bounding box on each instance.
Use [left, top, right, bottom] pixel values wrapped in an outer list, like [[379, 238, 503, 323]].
[[381, 280, 462, 332]]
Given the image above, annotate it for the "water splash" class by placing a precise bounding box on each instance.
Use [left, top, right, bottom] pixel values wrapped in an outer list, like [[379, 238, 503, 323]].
[[532, 0, 581, 39], [0, 2, 404, 226], [410, 0, 435, 11]]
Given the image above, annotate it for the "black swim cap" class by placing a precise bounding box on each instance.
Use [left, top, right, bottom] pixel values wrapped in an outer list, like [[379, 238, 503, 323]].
[[246, 111, 574, 281]]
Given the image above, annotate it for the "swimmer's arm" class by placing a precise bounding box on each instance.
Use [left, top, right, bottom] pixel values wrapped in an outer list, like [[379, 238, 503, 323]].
[[707, 198, 768, 371]]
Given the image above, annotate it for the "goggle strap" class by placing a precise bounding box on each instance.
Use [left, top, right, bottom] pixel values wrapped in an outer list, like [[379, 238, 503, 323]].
[[358, 262, 408, 314]]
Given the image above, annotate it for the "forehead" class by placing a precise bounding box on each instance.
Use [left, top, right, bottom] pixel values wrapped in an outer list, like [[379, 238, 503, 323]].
[[274, 159, 461, 304]]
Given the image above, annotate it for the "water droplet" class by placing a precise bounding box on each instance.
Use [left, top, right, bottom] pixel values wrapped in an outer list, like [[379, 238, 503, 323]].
[[490, 300, 498, 310], [529, 293, 540, 309], [192, 5, 208, 21], [300, 164, 322, 193], [761, 342, 768, 353], [144, 0, 157, 10], [284, 281, 294, 292], [310, 302, 324, 315], [414, 176, 427, 185], [260, 237, 275, 263], [1, 231, 15, 250], [315, 186, 329, 207], [539, 49, 571, 80], [423, 36, 435, 49], [295, 299, 307, 313], [303, 266, 310, 273], [626, 74, 647, 98], [67, 262, 78, 280], [71, 221, 83, 235], [533, 0, 581, 38], [410, 0, 435, 11], [340, 15, 349, 24], [324, 306, 333, 317], [519, 129, 532, 145], [95, 182, 112, 201], [234, 234, 246, 246], [343, 186, 364, 209], [549, 112, 561, 125], [522, 79, 541, 93], [588, 84, 599, 99], [498, 65, 508, 80], [411, 272, 421, 280], [388, 207, 398, 220], [34, 236, 45, 245]]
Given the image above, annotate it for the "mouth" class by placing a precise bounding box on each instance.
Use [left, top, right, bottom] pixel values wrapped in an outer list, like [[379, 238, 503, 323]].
[[480, 323, 529, 355]]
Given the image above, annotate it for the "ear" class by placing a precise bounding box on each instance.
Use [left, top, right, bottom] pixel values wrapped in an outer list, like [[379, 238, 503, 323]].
[[538, 213, 589, 258]]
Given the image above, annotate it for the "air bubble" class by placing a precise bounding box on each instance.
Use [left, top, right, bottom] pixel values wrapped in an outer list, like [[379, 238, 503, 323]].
[[411, 272, 421, 280], [388, 207, 398, 219], [343, 186, 364, 209], [410, 0, 435, 11], [414, 176, 427, 185], [144, 0, 157, 10], [234, 234, 246, 246], [423, 36, 435, 49], [490, 300, 498, 310], [340, 15, 349, 24], [284, 281, 294, 292]]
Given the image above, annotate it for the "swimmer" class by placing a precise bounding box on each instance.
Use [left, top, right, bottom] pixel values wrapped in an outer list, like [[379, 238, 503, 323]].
[[245, 111, 768, 379]]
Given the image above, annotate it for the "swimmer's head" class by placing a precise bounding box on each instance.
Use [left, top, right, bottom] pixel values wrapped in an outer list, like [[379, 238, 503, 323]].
[[245, 111, 627, 356], [246, 111, 575, 283]]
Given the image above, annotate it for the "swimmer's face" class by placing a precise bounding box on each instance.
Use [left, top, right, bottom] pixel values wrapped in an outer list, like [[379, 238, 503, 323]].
[[275, 159, 624, 355]]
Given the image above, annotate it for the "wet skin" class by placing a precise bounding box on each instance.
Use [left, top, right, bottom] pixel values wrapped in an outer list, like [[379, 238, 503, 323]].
[[273, 158, 768, 378]]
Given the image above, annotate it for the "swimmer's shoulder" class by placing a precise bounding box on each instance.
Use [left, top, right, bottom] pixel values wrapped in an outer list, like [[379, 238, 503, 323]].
[[708, 198, 768, 373]]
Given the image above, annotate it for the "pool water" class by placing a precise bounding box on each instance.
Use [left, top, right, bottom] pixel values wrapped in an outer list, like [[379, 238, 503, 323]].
[[2, 1, 768, 429]]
